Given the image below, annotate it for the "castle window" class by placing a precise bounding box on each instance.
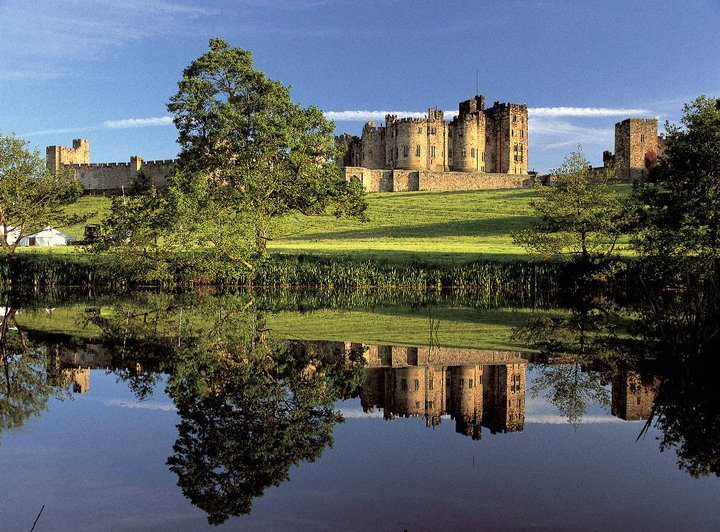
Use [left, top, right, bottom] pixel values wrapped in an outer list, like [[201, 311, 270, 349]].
[[430, 127, 436, 135], [458, 129, 464, 137], [429, 379, 434, 390], [416, 145, 421, 156], [459, 378, 465, 387], [427, 401, 434, 409], [401, 379, 407, 390], [416, 401, 421, 409], [482, 152, 485, 161], [513, 115, 517, 123], [471, 148, 475, 158], [641, 134, 645, 143], [403, 145, 409, 157], [521, 130, 524, 138], [469, 379, 474, 389], [414, 379, 419, 391], [418, 127, 422, 134], [461, 148, 466, 158], [431, 146, 436, 157], [518, 398, 522, 407]]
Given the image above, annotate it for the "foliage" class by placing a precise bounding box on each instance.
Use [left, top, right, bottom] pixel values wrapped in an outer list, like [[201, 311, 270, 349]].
[[633, 95, 720, 260], [0, 133, 84, 258], [0, 305, 71, 439], [513, 147, 627, 262], [167, 38, 367, 254]]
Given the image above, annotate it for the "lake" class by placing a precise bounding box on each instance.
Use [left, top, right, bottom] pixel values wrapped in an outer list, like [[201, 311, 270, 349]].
[[1, 288, 719, 530]]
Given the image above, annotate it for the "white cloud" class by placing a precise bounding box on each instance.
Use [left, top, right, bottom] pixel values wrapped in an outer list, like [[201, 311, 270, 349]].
[[525, 414, 625, 425], [324, 110, 442, 122], [101, 399, 177, 412], [102, 116, 174, 129], [529, 107, 652, 117], [325, 106, 652, 123], [21, 116, 175, 137]]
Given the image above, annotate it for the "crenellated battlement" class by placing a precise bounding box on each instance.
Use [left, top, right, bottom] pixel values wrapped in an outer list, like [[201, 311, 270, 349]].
[[47, 139, 176, 191], [338, 94, 529, 176]]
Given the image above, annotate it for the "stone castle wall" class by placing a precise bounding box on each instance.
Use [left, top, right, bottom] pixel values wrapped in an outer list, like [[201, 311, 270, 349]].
[[342, 166, 533, 193], [46, 139, 175, 192]]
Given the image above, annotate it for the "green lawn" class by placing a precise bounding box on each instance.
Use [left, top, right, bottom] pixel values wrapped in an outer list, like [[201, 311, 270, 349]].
[[271, 188, 539, 263], [44, 186, 631, 264]]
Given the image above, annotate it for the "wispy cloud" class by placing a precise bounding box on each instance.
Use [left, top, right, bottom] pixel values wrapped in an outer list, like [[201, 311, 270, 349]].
[[324, 110, 440, 122], [326, 106, 652, 122], [103, 117, 174, 129], [0, 0, 219, 75], [21, 116, 175, 137], [101, 398, 177, 412], [530, 107, 652, 117]]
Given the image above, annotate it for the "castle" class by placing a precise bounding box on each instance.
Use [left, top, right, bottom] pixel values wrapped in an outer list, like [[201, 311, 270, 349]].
[[336, 95, 533, 193], [603, 118, 665, 181], [357, 343, 526, 438], [46, 105, 662, 193], [46, 138, 176, 192]]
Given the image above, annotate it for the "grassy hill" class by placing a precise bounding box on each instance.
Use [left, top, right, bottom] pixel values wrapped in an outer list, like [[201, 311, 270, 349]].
[[50, 186, 630, 265]]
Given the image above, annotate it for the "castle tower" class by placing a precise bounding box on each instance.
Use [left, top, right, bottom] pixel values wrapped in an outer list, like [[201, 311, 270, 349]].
[[482, 363, 525, 433], [46, 138, 90, 174], [485, 102, 528, 175], [614, 118, 661, 181], [361, 122, 385, 169], [447, 365, 483, 439], [611, 369, 660, 421], [450, 96, 487, 173]]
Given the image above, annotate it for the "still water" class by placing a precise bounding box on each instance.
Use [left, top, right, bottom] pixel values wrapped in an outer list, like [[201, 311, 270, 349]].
[[1, 290, 719, 530]]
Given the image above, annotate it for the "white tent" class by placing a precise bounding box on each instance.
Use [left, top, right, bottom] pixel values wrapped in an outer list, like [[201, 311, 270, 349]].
[[17, 227, 77, 247], [3, 225, 20, 246]]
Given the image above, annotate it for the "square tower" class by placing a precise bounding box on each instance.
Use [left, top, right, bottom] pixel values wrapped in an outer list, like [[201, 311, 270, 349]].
[[614, 118, 660, 181]]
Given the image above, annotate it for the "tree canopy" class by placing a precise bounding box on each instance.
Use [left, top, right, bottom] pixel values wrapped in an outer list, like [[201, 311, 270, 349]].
[[167, 38, 366, 253], [513, 147, 626, 263], [0, 133, 83, 257], [633, 95, 720, 260]]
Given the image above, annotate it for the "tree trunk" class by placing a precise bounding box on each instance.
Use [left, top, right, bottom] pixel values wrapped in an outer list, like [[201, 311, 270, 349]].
[[257, 227, 268, 255]]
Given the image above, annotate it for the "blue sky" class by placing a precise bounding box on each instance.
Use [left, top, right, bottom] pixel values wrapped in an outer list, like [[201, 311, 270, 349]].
[[1, 0, 718, 172]]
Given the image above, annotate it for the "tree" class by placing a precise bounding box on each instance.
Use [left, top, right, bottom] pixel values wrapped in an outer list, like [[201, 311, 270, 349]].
[[633, 96, 720, 260], [167, 38, 366, 254], [513, 147, 625, 263], [0, 133, 83, 258]]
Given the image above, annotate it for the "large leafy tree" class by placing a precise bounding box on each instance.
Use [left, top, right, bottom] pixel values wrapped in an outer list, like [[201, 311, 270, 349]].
[[0, 133, 83, 258], [167, 38, 366, 253], [514, 147, 625, 263], [633, 96, 720, 260]]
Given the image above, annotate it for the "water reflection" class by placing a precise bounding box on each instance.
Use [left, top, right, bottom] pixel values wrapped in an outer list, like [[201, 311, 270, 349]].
[[358, 344, 525, 438], [1, 267, 719, 526]]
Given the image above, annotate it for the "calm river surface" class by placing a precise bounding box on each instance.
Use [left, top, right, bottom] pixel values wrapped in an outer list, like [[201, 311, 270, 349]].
[[1, 290, 719, 530]]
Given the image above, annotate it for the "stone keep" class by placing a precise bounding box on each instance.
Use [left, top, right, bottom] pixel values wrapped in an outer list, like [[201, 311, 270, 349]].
[[337, 95, 529, 175]]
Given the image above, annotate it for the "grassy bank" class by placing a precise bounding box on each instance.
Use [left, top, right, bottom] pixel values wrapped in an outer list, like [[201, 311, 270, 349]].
[[54, 186, 631, 264]]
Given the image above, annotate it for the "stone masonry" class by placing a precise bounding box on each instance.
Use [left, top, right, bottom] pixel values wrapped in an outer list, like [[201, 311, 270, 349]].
[[603, 118, 665, 181], [46, 139, 176, 192], [337, 94, 531, 193]]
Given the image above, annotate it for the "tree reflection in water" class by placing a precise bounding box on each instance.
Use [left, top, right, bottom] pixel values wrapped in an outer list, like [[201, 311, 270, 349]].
[[0, 304, 71, 439], [89, 295, 366, 525], [515, 258, 720, 479]]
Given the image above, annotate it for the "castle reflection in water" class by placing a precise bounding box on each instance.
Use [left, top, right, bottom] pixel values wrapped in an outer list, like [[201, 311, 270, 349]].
[[44, 341, 660, 438], [356, 344, 526, 439]]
